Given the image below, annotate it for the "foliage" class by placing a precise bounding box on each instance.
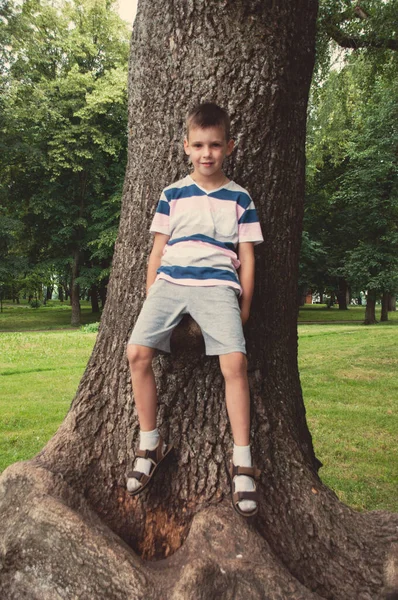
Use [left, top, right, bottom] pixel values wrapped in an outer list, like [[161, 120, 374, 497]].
[[303, 31, 398, 303], [0, 0, 129, 316], [81, 321, 100, 332], [29, 299, 42, 309]]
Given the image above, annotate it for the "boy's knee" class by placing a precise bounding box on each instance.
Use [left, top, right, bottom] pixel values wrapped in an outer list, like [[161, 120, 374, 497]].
[[126, 344, 154, 368], [219, 352, 247, 380]]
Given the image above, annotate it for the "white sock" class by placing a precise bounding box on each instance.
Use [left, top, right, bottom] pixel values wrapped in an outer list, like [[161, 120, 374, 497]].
[[233, 443, 257, 512], [127, 428, 160, 493]]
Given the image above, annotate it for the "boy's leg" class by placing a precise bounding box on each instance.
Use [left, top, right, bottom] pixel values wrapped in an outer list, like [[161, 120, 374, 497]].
[[127, 344, 157, 431], [219, 352, 257, 514], [126, 343, 166, 494], [219, 352, 250, 446]]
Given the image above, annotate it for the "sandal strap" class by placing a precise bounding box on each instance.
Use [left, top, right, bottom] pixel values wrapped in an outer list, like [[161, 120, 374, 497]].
[[135, 435, 165, 464], [127, 470, 151, 485], [233, 490, 260, 504], [230, 463, 261, 479]]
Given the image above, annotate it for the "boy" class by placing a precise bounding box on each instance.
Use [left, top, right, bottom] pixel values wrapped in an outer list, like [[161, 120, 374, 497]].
[[126, 103, 263, 517]]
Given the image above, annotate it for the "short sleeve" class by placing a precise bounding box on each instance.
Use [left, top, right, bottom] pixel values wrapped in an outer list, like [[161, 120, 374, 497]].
[[150, 191, 170, 235], [237, 194, 264, 245]]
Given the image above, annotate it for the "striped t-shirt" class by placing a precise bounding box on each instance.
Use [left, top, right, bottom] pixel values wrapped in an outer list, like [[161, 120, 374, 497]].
[[150, 175, 263, 294]]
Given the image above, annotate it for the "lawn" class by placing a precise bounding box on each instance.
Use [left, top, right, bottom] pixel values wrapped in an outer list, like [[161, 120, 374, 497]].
[[0, 300, 100, 332], [0, 320, 397, 512], [0, 331, 96, 469], [299, 323, 397, 512], [298, 303, 398, 323]]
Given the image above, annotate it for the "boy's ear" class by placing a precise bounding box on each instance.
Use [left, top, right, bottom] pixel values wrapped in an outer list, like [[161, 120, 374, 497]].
[[226, 139, 235, 156], [183, 137, 190, 155]]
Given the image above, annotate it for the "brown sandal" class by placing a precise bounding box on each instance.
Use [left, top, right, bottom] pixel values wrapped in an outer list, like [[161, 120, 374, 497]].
[[127, 435, 173, 497], [229, 462, 261, 517]]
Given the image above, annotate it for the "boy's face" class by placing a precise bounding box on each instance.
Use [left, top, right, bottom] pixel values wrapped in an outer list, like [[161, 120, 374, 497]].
[[184, 126, 234, 180]]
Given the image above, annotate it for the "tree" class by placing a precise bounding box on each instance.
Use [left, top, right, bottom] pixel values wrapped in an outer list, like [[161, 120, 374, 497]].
[[319, 0, 398, 52], [304, 33, 398, 320], [1, 2, 397, 598], [338, 64, 398, 324], [0, 0, 128, 324]]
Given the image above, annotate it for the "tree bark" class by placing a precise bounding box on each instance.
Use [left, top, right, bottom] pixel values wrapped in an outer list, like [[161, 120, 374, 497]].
[[336, 278, 348, 310], [98, 279, 108, 309], [388, 294, 396, 312], [364, 289, 378, 325], [0, 1, 396, 599], [381, 292, 389, 322], [58, 284, 64, 302], [70, 250, 81, 326], [90, 283, 100, 313]]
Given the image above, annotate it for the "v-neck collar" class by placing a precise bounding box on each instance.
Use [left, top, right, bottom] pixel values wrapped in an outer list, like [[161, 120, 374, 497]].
[[187, 174, 232, 195]]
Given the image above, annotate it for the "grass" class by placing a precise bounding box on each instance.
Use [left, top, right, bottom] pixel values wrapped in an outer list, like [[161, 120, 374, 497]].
[[0, 299, 101, 332], [298, 303, 398, 323], [0, 331, 96, 470], [299, 323, 398, 512], [0, 310, 397, 512]]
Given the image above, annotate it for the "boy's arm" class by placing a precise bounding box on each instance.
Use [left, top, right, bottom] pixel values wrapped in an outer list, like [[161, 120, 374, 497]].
[[146, 233, 170, 294], [238, 242, 255, 325]]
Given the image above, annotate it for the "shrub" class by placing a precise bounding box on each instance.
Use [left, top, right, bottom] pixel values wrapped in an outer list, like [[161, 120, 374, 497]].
[[29, 300, 42, 309], [81, 322, 100, 333]]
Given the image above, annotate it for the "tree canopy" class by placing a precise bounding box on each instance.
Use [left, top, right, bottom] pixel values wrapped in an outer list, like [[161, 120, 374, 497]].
[[0, 0, 129, 319]]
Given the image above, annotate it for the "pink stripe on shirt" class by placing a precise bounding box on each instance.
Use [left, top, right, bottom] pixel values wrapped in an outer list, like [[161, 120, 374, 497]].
[[151, 213, 170, 232], [165, 240, 241, 269], [238, 222, 264, 243], [169, 195, 235, 216]]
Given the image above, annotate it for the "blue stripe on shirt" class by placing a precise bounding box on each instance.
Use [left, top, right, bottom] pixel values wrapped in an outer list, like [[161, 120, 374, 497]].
[[155, 199, 170, 215], [164, 184, 206, 201], [210, 190, 251, 211], [157, 265, 239, 283], [167, 234, 235, 252], [238, 209, 259, 224], [164, 184, 252, 212]]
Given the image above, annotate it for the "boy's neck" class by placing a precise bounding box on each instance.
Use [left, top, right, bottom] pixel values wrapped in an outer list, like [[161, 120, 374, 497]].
[[190, 171, 229, 191]]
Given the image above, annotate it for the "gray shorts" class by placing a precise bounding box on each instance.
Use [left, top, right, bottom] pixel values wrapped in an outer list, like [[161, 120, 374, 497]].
[[128, 279, 246, 356]]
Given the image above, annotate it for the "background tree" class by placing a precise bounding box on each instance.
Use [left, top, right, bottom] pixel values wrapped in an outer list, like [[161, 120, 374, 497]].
[[0, 1, 397, 599], [304, 21, 398, 319], [0, 0, 129, 322]]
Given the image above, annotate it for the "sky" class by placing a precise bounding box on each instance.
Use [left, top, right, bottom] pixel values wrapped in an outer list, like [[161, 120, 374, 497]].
[[116, 0, 137, 27]]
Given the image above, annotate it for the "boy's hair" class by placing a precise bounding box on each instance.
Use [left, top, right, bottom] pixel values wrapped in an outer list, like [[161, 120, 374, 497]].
[[186, 102, 231, 141]]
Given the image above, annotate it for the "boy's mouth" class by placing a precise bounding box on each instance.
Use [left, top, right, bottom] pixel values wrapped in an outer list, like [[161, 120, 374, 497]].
[[201, 162, 214, 167]]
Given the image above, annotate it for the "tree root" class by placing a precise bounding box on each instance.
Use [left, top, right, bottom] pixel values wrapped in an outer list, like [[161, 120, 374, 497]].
[[0, 462, 324, 600]]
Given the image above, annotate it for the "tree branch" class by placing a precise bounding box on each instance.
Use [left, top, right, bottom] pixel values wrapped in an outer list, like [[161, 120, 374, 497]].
[[324, 4, 397, 52], [327, 24, 398, 51]]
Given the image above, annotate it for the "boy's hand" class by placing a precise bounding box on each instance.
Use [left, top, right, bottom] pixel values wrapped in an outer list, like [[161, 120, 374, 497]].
[[238, 242, 255, 327], [241, 307, 250, 325], [146, 233, 170, 294]]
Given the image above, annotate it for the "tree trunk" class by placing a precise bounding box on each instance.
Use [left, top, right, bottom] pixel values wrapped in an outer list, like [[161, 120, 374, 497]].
[[381, 292, 389, 322], [99, 280, 107, 309], [336, 278, 348, 310], [58, 284, 64, 302], [90, 283, 100, 313], [70, 250, 81, 326], [0, 2, 396, 599], [364, 289, 378, 325], [388, 293, 396, 312]]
